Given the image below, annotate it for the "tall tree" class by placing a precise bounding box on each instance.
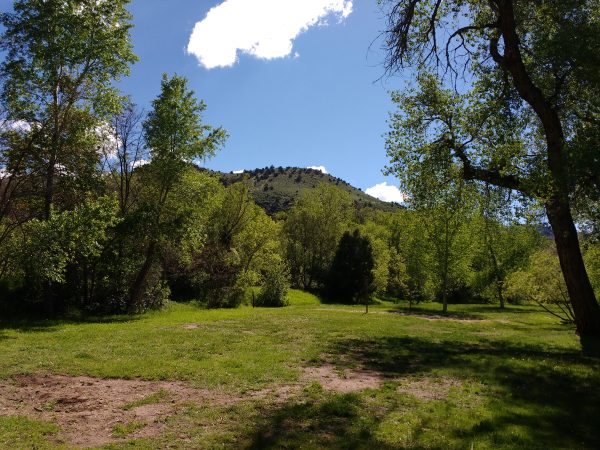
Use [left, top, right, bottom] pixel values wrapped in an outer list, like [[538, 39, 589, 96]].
[[0, 0, 138, 219], [326, 230, 375, 312], [130, 74, 226, 309], [382, 0, 600, 352]]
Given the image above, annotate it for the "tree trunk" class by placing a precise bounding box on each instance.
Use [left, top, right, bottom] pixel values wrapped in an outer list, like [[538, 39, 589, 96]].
[[491, 1, 600, 354], [546, 197, 600, 355], [44, 161, 54, 220], [497, 282, 505, 310], [129, 240, 157, 312]]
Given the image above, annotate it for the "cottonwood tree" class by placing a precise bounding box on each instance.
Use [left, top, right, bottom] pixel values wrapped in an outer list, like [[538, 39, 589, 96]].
[[386, 104, 476, 312], [130, 74, 226, 309], [381, 0, 600, 352], [0, 0, 137, 219]]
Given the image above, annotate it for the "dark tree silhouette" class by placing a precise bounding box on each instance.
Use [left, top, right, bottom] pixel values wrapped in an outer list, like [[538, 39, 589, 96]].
[[326, 230, 375, 312]]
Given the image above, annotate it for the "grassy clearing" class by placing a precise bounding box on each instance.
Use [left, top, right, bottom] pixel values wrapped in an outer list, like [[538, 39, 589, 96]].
[[1, 290, 599, 449]]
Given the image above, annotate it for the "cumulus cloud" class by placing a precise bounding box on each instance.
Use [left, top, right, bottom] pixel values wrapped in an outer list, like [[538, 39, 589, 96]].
[[307, 165, 328, 174], [233, 169, 244, 174], [187, 0, 353, 69], [366, 182, 405, 203]]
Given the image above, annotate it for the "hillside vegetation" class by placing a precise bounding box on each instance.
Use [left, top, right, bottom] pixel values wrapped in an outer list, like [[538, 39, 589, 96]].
[[216, 167, 402, 214]]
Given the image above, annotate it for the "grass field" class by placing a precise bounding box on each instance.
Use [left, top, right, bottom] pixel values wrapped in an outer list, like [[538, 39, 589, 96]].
[[1, 291, 599, 449]]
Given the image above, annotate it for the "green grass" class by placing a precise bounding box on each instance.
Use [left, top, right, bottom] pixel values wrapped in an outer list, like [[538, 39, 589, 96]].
[[1, 290, 599, 449], [121, 390, 169, 411], [112, 421, 146, 438], [0, 416, 60, 449]]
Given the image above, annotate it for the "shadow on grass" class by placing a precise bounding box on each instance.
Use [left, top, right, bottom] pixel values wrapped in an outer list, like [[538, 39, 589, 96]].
[[247, 390, 397, 450], [0, 314, 139, 333], [314, 336, 600, 449], [386, 306, 484, 321]]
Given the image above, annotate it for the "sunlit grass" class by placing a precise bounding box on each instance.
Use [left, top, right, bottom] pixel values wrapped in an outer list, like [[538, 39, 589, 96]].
[[1, 290, 598, 449]]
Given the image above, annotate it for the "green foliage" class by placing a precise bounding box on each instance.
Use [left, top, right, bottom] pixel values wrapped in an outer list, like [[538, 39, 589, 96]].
[[506, 245, 575, 324], [255, 262, 290, 307], [144, 74, 227, 186], [17, 196, 119, 285], [358, 220, 393, 297], [584, 242, 600, 299], [382, 0, 600, 340], [1, 0, 137, 117], [325, 229, 375, 305], [284, 184, 353, 289], [127, 74, 226, 310], [387, 210, 433, 300], [1, 0, 138, 217]]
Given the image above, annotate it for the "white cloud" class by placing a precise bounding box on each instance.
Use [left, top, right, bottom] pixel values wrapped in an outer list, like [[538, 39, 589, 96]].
[[233, 169, 244, 174], [0, 120, 32, 133], [132, 159, 150, 169], [307, 165, 328, 174], [366, 182, 405, 203], [187, 0, 353, 69]]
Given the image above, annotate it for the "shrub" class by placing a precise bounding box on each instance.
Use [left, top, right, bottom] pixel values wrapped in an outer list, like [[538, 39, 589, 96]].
[[255, 264, 290, 307]]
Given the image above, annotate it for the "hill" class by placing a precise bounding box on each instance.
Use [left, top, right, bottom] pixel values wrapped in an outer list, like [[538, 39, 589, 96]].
[[212, 166, 402, 214]]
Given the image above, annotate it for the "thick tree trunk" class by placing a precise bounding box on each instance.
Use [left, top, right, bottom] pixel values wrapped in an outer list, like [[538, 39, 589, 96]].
[[489, 1, 600, 354], [546, 197, 600, 355]]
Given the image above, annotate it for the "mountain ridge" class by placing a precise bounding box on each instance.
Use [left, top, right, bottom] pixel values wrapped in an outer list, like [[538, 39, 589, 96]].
[[203, 166, 402, 215]]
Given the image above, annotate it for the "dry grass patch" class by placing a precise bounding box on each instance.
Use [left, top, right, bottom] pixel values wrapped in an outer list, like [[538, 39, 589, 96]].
[[397, 376, 462, 400], [0, 374, 237, 447], [302, 364, 385, 393]]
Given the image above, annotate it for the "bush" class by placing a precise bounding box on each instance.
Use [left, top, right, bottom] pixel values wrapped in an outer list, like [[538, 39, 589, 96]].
[[255, 264, 290, 307]]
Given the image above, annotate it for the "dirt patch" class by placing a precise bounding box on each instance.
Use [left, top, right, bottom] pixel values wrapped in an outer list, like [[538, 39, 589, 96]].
[[0, 374, 237, 448], [302, 364, 385, 393], [182, 323, 200, 329], [397, 377, 462, 400]]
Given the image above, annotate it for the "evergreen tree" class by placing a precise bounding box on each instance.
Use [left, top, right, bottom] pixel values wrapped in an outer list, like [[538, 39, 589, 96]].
[[326, 230, 375, 312]]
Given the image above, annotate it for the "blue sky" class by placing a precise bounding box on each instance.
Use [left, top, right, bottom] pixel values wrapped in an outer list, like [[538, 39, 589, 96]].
[[1, 0, 407, 201]]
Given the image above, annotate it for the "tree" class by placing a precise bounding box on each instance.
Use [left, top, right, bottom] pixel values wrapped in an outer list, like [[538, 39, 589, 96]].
[[387, 210, 432, 302], [326, 230, 375, 313], [381, 0, 600, 352], [0, 0, 138, 219], [386, 110, 477, 311], [474, 185, 543, 308], [195, 183, 272, 308], [284, 184, 352, 289], [130, 74, 226, 309], [102, 100, 147, 216]]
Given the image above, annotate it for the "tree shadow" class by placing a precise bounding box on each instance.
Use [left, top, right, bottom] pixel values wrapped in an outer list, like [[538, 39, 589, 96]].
[[386, 307, 484, 321], [247, 391, 399, 450], [0, 314, 139, 333], [319, 336, 600, 449]]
